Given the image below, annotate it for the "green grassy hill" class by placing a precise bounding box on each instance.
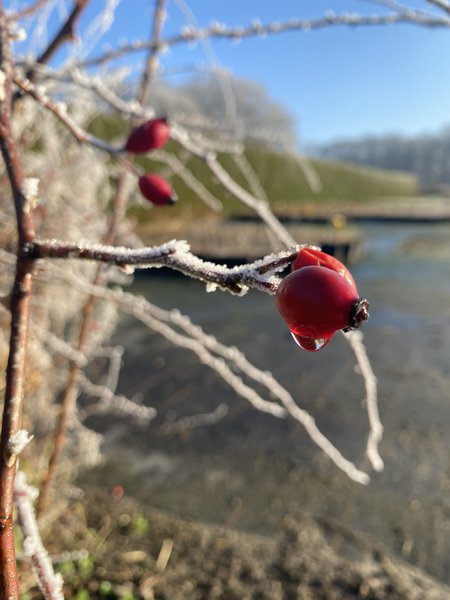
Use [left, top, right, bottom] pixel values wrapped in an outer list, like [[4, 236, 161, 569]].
[[89, 115, 418, 223], [135, 147, 418, 223]]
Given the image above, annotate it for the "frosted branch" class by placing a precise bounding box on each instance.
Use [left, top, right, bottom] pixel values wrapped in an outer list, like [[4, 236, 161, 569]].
[[32, 322, 88, 366], [29, 238, 299, 295], [34, 65, 151, 118], [14, 472, 64, 600], [152, 149, 223, 212], [41, 263, 371, 484], [13, 72, 123, 154], [171, 124, 296, 247], [344, 330, 384, 472], [106, 291, 372, 484], [161, 403, 228, 434], [76, 9, 450, 69], [78, 373, 157, 425]]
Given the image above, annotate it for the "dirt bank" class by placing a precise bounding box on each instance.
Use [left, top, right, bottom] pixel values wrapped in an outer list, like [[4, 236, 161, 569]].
[[37, 487, 450, 600]]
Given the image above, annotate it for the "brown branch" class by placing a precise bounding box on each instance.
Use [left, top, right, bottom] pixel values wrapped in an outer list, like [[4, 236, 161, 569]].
[[137, 0, 167, 109], [0, 3, 37, 598], [29, 0, 89, 76], [8, 0, 52, 22]]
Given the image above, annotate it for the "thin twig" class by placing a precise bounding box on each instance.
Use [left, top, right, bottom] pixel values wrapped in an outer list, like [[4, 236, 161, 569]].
[[136, 0, 167, 109], [28, 0, 89, 77], [76, 10, 450, 69], [7, 0, 51, 21], [344, 331, 384, 472], [14, 473, 64, 600], [13, 73, 122, 154]]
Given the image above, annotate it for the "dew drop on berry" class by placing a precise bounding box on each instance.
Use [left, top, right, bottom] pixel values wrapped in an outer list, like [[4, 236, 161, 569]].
[[291, 332, 330, 352]]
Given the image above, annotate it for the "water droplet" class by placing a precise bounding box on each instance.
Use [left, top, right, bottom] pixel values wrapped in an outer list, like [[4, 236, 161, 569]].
[[291, 332, 330, 352]]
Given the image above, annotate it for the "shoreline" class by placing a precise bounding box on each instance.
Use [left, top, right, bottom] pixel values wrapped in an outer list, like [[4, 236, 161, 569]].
[[53, 485, 450, 599]]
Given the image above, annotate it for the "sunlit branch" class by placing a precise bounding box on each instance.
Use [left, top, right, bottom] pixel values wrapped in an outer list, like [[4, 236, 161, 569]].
[[14, 473, 64, 600], [152, 149, 223, 212], [13, 73, 123, 154], [76, 9, 450, 70], [344, 330, 384, 472], [28, 238, 299, 295]]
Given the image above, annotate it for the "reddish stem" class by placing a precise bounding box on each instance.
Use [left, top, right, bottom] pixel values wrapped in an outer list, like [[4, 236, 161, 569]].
[[0, 4, 36, 597]]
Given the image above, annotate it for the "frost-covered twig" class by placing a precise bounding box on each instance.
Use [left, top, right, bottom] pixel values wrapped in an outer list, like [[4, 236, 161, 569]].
[[78, 373, 157, 425], [34, 64, 150, 118], [120, 296, 371, 483], [76, 9, 450, 70], [161, 403, 228, 435], [14, 472, 64, 600], [232, 152, 269, 203], [41, 263, 371, 484], [136, 0, 167, 109], [152, 149, 223, 211], [32, 322, 88, 366], [171, 124, 296, 247], [344, 330, 384, 472], [29, 238, 299, 295], [13, 73, 123, 154]]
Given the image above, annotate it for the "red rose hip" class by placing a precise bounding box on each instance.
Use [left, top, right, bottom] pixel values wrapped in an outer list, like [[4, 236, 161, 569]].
[[292, 247, 356, 288], [138, 174, 177, 206], [276, 266, 369, 352], [125, 118, 170, 153]]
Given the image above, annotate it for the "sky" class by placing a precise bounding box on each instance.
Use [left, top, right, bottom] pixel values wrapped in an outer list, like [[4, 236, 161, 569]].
[[12, 0, 450, 147]]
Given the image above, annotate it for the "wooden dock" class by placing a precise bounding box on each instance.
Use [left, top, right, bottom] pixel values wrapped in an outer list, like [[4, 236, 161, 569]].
[[266, 197, 450, 224], [138, 219, 363, 266]]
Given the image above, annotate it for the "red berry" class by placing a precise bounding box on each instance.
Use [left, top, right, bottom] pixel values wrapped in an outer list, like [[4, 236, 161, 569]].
[[276, 266, 369, 352], [138, 174, 177, 206], [292, 247, 356, 289], [125, 118, 170, 153]]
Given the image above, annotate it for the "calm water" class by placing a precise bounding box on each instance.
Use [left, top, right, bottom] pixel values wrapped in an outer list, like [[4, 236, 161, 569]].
[[83, 223, 450, 584]]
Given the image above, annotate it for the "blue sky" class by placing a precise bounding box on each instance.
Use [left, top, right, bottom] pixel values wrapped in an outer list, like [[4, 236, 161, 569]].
[[15, 0, 450, 147]]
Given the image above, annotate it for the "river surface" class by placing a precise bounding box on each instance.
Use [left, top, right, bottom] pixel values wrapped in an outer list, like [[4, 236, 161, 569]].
[[82, 223, 450, 584]]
